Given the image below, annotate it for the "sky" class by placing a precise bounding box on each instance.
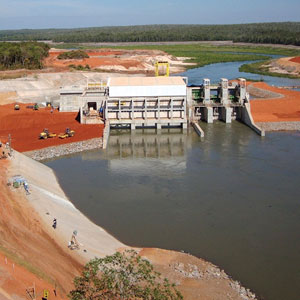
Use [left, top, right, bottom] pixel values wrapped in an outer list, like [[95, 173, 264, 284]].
[[0, 0, 299, 30]]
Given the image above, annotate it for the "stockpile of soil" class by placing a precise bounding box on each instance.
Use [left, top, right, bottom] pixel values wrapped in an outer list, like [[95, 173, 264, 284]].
[[290, 56, 300, 64], [250, 82, 300, 122], [0, 103, 104, 152]]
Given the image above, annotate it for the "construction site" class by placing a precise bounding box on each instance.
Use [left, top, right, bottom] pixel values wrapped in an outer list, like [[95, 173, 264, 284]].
[[0, 47, 300, 300]]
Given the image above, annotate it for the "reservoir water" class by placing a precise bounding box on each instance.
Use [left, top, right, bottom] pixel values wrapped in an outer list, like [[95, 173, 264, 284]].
[[45, 59, 300, 300]]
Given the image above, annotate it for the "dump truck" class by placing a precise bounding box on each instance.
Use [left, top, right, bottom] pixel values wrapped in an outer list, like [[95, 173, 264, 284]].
[[39, 128, 57, 139]]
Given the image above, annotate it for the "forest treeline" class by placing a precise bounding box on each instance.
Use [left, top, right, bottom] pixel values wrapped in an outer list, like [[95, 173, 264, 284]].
[[0, 42, 49, 70], [0, 23, 300, 46]]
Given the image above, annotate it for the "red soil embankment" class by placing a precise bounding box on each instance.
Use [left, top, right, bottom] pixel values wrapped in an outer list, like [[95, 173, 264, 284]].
[[0, 103, 104, 152], [250, 82, 300, 122], [290, 56, 300, 64], [0, 159, 81, 299]]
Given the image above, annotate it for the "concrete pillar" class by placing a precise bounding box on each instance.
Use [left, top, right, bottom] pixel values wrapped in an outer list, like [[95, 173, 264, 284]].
[[156, 123, 161, 130], [187, 87, 193, 106], [182, 122, 187, 129], [131, 123, 136, 130], [204, 107, 213, 123], [158, 97, 161, 122], [220, 78, 229, 105], [220, 107, 233, 123], [131, 98, 134, 120], [203, 78, 210, 104], [238, 78, 246, 104]]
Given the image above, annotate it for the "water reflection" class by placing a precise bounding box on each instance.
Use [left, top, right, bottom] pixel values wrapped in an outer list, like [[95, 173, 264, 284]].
[[81, 128, 191, 174]]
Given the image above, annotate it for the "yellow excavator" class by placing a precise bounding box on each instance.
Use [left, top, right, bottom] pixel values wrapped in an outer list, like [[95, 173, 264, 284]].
[[58, 128, 75, 139], [39, 128, 57, 139]]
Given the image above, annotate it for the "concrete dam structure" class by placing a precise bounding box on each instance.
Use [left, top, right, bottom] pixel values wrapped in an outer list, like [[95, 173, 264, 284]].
[[59, 76, 264, 136]]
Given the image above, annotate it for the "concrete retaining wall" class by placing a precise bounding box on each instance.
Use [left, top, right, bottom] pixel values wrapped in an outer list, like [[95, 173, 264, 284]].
[[191, 122, 204, 138], [238, 103, 265, 136], [102, 121, 110, 149]]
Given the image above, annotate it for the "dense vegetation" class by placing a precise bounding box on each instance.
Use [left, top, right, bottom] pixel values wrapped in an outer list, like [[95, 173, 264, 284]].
[[69, 250, 183, 300], [57, 50, 89, 60], [0, 22, 300, 46], [0, 42, 49, 70]]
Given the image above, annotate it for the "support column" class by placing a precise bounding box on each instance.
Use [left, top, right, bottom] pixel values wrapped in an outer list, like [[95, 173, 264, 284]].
[[131, 123, 136, 130], [131, 98, 134, 121], [158, 97, 161, 122], [170, 98, 173, 121], [220, 107, 233, 123], [203, 78, 211, 104], [204, 107, 213, 123], [156, 123, 161, 130]]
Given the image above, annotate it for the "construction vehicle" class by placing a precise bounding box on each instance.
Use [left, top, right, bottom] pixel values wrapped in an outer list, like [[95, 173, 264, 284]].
[[58, 127, 75, 139], [14, 104, 20, 110], [39, 128, 57, 139]]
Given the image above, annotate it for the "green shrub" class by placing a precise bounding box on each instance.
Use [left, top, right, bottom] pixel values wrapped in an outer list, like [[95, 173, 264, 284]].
[[58, 50, 89, 60], [69, 250, 183, 300]]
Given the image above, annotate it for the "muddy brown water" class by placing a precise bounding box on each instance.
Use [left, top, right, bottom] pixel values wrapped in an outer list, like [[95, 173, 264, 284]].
[[45, 122, 300, 300]]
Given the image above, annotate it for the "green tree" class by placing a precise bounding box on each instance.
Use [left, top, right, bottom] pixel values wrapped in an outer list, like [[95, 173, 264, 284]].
[[69, 250, 183, 300]]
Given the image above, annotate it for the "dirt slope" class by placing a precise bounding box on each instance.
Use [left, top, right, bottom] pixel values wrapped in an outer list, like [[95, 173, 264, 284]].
[[0, 159, 82, 299]]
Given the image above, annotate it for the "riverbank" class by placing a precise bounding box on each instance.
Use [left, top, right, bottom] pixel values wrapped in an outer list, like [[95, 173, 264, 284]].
[[0, 149, 258, 300], [24, 137, 103, 161], [240, 58, 300, 79]]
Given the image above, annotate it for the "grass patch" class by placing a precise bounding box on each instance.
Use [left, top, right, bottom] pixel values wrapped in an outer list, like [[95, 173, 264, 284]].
[[0, 245, 55, 285]]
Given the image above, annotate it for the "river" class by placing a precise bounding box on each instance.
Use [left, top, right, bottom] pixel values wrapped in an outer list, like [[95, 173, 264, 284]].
[[45, 59, 300, 300]]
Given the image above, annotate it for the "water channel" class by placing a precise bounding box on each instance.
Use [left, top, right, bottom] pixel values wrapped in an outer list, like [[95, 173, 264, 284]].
[[45, 59, 300, 300]]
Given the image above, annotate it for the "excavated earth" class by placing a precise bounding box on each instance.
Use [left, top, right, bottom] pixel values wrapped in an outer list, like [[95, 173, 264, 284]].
[[44, 48, 193, 74], [249, 82, 300, 122]]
